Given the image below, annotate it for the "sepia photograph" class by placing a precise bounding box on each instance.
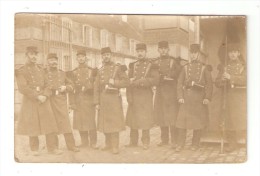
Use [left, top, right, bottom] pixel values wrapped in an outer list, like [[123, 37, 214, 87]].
[[14, 13, 247, 163]]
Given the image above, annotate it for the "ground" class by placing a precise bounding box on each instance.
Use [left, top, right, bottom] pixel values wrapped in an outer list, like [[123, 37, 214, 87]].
[[15, 125, 246, 163], [14, 93, 246, 163]]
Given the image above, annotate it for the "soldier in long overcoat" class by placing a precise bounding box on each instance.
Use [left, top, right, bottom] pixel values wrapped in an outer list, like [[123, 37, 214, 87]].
[[94, 47, 129, 154], [15, 46, 59, 155], [126, 43, 160, 150], [44, 53, 79, 152], [153, 41, 182, 148], [175, 44, 213, 152], [215, 43, 246, 152], [68, 50, 98, 149]]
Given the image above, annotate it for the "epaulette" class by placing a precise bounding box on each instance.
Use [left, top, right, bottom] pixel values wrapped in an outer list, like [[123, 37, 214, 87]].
[[14, 65, 25, 76]]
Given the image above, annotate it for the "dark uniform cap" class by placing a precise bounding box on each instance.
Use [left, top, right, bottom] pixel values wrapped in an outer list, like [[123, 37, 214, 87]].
[[26, 46, 38, 54], [158, 41, 169, 48], [227, 43, 240, 52], [77, 49, 86, 56], [47, 53, 58, 60], [189, 44, 200, 53], [136, 43, 147, 51], [101, 47, 112, 54]]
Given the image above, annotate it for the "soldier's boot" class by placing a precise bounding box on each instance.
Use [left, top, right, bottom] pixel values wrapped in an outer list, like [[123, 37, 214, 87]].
[[29, 136, 40, 156], [191, 130, 201, 151], [170, 126, 178, 149], [79, 131, 89, 148], [126, 129, 138, 147], [142, 129, 150, 150], [111, 132, 119, 154], [102, 133, 112, 151], [64, 133, 80, 152], [225, 131, 238, 152], [158, 126, 169, 146], [89, 130, 98, 149], [46, 133, 63, 155], [175, 128, 186, 152]]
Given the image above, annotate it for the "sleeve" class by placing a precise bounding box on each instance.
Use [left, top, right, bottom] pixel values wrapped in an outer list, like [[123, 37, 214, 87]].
[[134, 64, 160, 87], [93, 72, 100, 105], [169, 59, 182, 80], [230, 65, 246, 86], [66, 71, 76, 106], [177, 68, 185, 100], [204, 68, 213, 100], [114, 66, 130, 88], [15, 69, 39, 100]]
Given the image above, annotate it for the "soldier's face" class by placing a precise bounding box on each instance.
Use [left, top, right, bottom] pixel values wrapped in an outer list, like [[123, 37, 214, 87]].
[[228, 50, 240, 61], [158, 47, 169, 56], [136, 50, 146, 59], [48, 58, 58, 68], [190, 52, 199, 61], [27, 52, 38, 63], [102, 53, 111, 63], [77, 54, 87, 64]]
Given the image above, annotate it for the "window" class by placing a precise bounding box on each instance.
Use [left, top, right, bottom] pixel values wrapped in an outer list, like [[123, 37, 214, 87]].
[[62, 17, 72, 43], [63, 55, 70, 71], [115, 34, 122, 52], [83, 25, 93, 47], [100, 29, 109, 48]]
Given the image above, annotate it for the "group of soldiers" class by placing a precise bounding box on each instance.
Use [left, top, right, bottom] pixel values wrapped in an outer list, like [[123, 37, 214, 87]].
[[15, 40, 246, 156]]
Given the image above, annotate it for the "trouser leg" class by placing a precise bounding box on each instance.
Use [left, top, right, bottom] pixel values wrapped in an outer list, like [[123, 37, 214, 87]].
[[170, 126, 178, 146], [79, 131, 89, 147], [111, 132, 119, 151], [192, 129, 202, 147], [130, 129, 139, 145], [29, 136, 39, 151], [80, 131, 89, 147], [141, 129, 150, 145], [104, 133, 112, 148], [64, 133, 76, 150], [45, 133, 58, 152], [89, 129, 97, 145], [177, 128, 186, 147], [160, 126, 169, 144]]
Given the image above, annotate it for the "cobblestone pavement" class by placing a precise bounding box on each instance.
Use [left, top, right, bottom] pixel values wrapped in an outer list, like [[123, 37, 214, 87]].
[[15, 125, 246, 163]]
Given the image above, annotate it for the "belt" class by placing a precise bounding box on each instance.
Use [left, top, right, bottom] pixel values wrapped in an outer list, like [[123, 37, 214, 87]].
[[52, 89, 66, 96]]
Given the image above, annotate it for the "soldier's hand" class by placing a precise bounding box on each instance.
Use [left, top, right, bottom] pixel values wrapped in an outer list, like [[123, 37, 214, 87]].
[[222, 72, 231, 80], [37, 95, 47, 103], [203, 99, 210, 105], [59, 85, 67, 92], [95, 104, 100, 110], [178, 99, 185, 104], [109, 78, 115, 85]]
